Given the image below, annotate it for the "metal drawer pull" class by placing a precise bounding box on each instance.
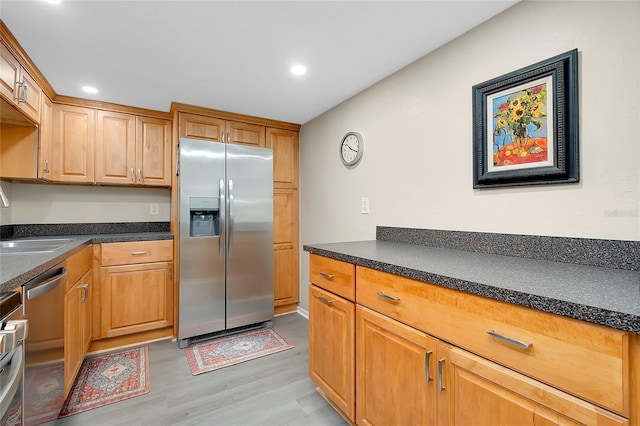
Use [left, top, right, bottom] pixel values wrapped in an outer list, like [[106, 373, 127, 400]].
[[131, 251, 147, 255], [437, 358, 446, 392], [319, 271, 335, 280], [425, 350, 433, 382], [487, 329, 532, 350], [318, 295, 333, 305], [377, 291, 400, 302], [79, 283, 89, 303]]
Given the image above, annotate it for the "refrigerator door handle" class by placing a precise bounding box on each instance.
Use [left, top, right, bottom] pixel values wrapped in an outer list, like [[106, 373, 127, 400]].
[[219, 178, 226, 256], [228, 178, 234, 256]]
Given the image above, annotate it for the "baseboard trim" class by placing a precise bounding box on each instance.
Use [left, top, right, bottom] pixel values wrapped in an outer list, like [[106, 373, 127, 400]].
[[296, 306, 309, 319]]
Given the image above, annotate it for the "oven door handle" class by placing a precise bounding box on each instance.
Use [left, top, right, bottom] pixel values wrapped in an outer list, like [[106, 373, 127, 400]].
[[0, 347, 23, 419], [25, 267, 67, 301]]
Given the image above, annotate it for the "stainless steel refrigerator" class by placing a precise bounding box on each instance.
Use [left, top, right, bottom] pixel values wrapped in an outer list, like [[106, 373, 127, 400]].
[[178, 137, 274, 348]]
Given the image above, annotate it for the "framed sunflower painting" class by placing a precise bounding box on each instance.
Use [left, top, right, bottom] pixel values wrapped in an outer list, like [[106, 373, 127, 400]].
[[472, 49, 579, 188]]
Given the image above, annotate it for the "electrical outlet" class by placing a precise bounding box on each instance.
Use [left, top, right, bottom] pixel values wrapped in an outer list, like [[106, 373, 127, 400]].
[[361, 197, 370, 214], [150, 203, 159, 215]]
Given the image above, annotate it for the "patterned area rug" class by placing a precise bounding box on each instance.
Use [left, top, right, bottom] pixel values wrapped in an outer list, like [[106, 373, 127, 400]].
[[59, 346, 149, 418], [185, 328, 294, 375]]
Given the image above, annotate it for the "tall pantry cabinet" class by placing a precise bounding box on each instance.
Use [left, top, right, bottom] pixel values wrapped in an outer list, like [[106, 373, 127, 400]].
[[172, 104, 301, 315]]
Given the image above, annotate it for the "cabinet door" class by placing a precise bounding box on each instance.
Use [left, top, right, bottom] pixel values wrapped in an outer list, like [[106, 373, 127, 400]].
[[0, 43, 20, 105], [95, 110, 136, 184], [64, 270, 91, 398], [356, 306, 437, 426], [64, 279, 82, 397], [39, 94, 53, 180], [17, 68, 41, 123], [227, 120, 265, 147], [309, 285, 355, 421], [179, 112, 224, 142], [51, 104, 95, 182], [273, 188, 299, 310], [266, 128, 299, 189], [100, 262, 173, 338], [137, 116, 171, 186], [437, 342, 628, 426]]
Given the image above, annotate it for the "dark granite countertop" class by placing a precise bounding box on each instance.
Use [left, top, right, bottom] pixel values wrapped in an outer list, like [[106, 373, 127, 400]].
[[304, 240, 640, 333], [0, 231, 173, 292]]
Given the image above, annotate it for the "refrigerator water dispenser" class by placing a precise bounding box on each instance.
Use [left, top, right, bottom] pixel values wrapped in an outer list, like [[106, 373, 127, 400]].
[[189, 197, 219, 237]]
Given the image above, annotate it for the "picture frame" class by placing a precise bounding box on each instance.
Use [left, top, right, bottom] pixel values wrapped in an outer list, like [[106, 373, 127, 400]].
[[472, 49, 579, 188]]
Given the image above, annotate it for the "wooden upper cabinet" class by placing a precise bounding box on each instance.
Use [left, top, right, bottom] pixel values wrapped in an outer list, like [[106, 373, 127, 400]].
[[227, 120, 265, 147], [95, 112, 170, 186], [17, 68, 41, 123], [51, 103, 95, 183], [178, 112, 265, 147], [266, 128, 298, 189], [0, 42, 20, 103], [137, 116, 171, 186], [179, 112, 224, 142], [0, 42, 41, 123], [38, 94, 53, 180], [95, 110, 136, 185]]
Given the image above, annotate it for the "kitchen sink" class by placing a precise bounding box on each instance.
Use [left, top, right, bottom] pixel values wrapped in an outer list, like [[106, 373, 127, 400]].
[[0, 238, 74, 254]]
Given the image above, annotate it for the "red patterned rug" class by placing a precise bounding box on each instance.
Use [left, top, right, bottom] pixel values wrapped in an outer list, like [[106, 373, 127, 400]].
[[58, 346, 149, 418], [185, 328, 294, 375]]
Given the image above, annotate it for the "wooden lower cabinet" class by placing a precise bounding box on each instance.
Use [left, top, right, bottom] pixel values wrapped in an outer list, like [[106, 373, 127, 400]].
[[356, 306, 436, 426], [63, 245, 93, 398], [308, 254, 635, 426], [309, 285, 355, 422], [64, 269, 91, 397], [437, 342, 627, 426], [99, 261, 173, 338], [94, 240, 174, 340]]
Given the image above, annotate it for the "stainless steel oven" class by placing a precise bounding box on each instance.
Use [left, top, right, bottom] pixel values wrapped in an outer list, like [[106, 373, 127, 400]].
[[0, 291, 27, 426]]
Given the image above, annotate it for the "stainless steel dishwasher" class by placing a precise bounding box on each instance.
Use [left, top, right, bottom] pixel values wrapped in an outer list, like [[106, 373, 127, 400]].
[[21, 264, 67, 426]]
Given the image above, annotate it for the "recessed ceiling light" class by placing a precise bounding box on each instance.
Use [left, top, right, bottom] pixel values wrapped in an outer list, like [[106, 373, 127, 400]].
[[41, 0, 62, 4], [81, 86, 98, 94], [290, 64, 307, 76]]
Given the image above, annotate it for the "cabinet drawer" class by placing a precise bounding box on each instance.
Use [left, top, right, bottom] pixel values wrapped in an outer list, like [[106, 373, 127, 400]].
[[101, 240, 173, 266], [309, 254, 355, 301], [356, 266, 630, 416], [65, 245, 93, 291]]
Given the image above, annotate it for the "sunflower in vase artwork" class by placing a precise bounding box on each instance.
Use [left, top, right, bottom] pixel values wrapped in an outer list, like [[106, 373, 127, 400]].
[[492, 83, 548, 167]]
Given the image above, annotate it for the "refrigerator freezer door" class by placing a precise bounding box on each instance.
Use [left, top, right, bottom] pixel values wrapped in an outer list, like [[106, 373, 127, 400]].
[[225, 144, 274, 329], [178, 138, 226, 341]]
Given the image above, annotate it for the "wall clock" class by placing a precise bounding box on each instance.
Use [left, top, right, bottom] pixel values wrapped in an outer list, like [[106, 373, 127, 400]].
[[340, 131, 364, 167]]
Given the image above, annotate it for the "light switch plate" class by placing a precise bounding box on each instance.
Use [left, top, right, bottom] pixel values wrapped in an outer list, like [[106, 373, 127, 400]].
[[361, 197, 370, 214]]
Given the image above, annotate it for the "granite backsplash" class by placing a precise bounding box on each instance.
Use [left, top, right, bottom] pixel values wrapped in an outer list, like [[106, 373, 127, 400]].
[[1, 222, 171, 239], [376, 226, 640, 271]]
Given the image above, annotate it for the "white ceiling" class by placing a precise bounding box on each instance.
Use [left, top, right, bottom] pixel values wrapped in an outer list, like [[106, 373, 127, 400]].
[[0, 0, 518, 124]]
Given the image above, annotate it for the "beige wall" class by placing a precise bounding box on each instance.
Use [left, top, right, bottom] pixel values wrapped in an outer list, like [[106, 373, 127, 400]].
[[3, 182, 170, 224], [299, 1, 640, 311]]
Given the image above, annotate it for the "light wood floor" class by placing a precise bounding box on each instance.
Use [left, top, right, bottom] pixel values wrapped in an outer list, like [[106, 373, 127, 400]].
[[56, 313, 347, 426]]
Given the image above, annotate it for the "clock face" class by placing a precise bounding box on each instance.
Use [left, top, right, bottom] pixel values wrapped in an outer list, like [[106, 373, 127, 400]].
[[340, 132, 363, 166]]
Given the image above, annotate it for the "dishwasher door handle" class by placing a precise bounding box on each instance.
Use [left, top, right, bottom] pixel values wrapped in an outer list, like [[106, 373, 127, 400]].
[[25, 267, 67, 300]]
